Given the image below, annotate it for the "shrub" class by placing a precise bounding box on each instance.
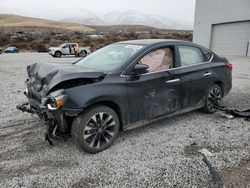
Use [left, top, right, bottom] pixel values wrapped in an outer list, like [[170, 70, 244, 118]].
[[43, 36, 51, 43]]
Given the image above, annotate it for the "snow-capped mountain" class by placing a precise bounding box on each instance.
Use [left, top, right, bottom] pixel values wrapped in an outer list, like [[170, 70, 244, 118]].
[[61, 9, 192, 30], [104, 10, 184, 30], [61, 8, 105, 25]]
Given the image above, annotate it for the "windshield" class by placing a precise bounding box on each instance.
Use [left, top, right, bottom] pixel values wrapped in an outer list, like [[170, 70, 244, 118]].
[[59, 44, 68, 48], [75, 43, 145, 71]]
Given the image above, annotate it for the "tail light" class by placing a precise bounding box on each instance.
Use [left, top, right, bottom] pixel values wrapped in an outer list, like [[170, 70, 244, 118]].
[[226, 64, 233, 72]]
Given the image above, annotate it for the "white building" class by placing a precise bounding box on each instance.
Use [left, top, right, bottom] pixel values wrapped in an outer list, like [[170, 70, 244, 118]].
[[193, 0, 250, 56]]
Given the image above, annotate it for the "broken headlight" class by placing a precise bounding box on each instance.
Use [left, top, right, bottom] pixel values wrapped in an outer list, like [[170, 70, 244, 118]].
[[47, 95, 66, 110]]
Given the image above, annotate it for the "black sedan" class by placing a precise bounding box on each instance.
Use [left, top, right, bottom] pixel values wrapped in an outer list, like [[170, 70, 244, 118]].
[[17, 39, 232, 153]]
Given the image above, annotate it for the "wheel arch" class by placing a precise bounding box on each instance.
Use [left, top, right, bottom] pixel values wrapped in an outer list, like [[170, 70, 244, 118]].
[[54, 50, 62, 57], [83, 100, 123, 129], [78, 49, 87, 57], [212, 80, 224, 96]]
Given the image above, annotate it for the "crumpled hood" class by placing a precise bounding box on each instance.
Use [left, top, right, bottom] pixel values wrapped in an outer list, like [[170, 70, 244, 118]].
[[27, 62, 104, 95]]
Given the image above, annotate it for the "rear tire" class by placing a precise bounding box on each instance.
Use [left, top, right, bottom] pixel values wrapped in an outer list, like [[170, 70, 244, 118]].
[[202, 84, 222, 114], [71, 105, 120, 153], [78, 50, 87, 58], [54, 51, 62, 58]]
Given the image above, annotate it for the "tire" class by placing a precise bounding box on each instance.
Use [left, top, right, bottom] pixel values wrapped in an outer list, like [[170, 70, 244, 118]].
[[71, 105, 120, 153], [78, 50, 87, 58], [54, 51, 62, 58], [202, 84, 223, 114]]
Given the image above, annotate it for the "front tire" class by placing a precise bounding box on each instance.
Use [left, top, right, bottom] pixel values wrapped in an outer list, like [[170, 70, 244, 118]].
[[72, 105, 120, 153], [202, 84, 222, 113], [54, 51, 62, 58]]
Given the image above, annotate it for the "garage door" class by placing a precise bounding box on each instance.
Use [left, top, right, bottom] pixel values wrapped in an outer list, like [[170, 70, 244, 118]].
[[211, 21, 250, 56]]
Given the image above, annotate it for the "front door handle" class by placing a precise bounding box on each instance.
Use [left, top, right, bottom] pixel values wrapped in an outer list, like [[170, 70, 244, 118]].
[[204, 72, 212, 76], [166, 78, 180, 83]]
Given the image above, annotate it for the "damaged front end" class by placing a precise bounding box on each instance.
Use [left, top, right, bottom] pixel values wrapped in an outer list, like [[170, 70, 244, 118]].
[[17, 62, 104, 144], [17, 86, 77, 144]]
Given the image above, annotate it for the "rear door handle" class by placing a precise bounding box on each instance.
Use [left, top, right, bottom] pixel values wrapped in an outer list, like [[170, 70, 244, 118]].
[[204, 72, 212, 76], [166, 78, 180, 83]]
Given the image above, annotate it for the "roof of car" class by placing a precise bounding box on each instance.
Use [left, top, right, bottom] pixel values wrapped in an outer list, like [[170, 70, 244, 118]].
[[118, 39, 193, 46]]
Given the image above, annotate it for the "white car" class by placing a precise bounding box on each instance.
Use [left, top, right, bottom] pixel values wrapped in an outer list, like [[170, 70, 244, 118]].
[[49, 43, 91, 58]]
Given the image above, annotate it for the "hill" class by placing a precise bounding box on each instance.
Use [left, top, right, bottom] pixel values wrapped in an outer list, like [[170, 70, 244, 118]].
[[0, 14, 95, 33], [88, 25, 192, 33]]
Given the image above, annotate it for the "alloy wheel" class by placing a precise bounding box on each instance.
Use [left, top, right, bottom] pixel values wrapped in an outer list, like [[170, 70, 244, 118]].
[[207, 87, 222, 111], [83, 112, 116, 149]]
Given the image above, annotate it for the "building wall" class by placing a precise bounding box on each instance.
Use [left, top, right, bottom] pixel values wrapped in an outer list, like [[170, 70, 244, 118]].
[[193, 0, 250, 48]]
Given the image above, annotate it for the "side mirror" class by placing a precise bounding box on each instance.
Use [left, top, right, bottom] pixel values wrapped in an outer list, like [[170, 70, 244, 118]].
[[134, 64, 149, 74]]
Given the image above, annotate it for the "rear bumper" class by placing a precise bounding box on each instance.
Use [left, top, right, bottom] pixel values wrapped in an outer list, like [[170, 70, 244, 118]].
[[223, 76, 232, 97]]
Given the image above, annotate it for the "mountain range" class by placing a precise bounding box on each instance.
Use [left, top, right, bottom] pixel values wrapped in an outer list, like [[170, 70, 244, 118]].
[[61, 8, 192, 30]]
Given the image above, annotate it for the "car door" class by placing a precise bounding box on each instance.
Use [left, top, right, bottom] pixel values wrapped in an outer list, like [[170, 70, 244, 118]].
[[126, 46, 181, 124], [177, 45, 214, 108], [61, 44, 70, 55]]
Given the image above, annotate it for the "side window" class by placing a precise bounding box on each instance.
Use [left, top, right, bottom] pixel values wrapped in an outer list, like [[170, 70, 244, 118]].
[[62, 44, 69, 48], [138, 47, 173, 73], [201, 48, 213, 62], [178, 46, 203, 66]]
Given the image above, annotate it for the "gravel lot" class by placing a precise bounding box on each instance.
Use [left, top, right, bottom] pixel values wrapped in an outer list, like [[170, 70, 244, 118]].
[[0, 53, 249, 187]]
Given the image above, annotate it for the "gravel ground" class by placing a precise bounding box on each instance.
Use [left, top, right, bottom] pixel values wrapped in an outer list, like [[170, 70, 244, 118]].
[[0, 53, 249, 188]]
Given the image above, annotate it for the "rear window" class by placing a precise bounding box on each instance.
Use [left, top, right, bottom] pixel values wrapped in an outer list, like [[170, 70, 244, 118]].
[[178, 46, 204, 66]]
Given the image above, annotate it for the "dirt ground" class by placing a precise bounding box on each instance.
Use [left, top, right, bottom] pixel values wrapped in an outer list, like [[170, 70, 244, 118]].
[[0, 53, 249, 187]]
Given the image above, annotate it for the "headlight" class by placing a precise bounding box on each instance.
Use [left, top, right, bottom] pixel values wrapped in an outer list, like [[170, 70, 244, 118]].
[[54, 96, 64, 108], [47, 95, 65, 110]]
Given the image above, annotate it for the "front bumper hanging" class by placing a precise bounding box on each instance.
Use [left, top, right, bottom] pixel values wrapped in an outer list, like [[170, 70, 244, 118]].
[[212, 101, 250, 121], [16, 100, 62, 145], [16, 101, 35, 114]]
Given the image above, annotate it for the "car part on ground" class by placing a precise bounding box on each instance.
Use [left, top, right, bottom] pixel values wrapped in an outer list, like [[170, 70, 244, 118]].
[[16, 39, 233, 153], [212, 101, 250, 121]]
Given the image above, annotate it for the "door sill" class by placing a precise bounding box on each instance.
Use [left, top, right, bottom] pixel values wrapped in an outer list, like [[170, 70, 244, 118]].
[[123, 104, 203, 131]]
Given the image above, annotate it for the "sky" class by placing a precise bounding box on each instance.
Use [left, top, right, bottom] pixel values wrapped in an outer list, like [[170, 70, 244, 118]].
[[0, 0, 196, 24]]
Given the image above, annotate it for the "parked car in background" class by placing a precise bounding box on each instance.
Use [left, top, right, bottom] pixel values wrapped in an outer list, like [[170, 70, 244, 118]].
[[5, 47, 19, 53], [37, 47, 49, 53], [17, 39, 232, 153], [48, 43, 91, 58]]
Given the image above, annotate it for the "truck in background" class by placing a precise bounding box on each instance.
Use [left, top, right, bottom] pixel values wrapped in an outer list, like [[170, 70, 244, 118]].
[[48, 43, 91, 58]]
